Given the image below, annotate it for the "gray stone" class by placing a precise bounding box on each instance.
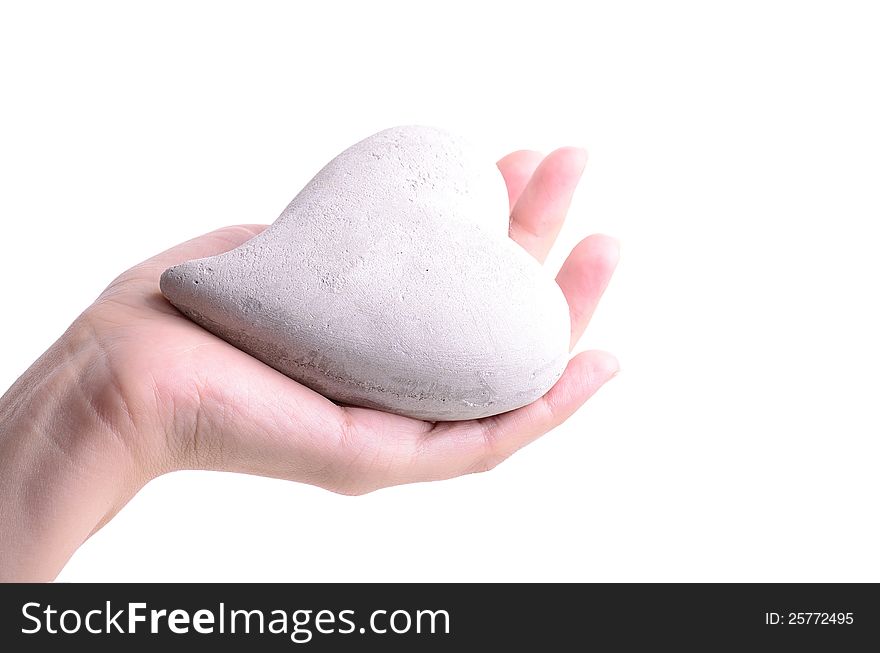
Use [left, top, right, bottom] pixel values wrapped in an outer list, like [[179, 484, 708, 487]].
[[160, 126, 570, 421]]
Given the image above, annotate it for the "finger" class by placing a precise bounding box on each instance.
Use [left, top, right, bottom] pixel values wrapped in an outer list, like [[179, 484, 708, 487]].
[[410, 350, 619, 482], [496, 150, 544, 211], [556, 234, 620, 349], [509, 147, 588, 262]]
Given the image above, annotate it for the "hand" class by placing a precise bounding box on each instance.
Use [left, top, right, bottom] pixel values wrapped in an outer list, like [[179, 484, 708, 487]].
[[0, 148, 619, 580]]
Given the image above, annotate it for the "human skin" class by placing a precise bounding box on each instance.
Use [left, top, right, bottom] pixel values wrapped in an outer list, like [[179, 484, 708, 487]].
[[0, 148, 619, 581]]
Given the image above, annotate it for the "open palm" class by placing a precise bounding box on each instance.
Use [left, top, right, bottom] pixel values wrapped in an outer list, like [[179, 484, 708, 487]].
[[84, 148, 619, 495]]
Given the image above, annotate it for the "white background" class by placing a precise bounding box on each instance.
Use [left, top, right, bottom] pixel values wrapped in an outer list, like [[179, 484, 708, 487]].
[[1, 1, 878, 581]]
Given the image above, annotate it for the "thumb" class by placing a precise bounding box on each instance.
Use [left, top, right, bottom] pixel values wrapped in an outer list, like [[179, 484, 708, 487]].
[[95, 224, 267, 303], [142, 224, 267, 274]]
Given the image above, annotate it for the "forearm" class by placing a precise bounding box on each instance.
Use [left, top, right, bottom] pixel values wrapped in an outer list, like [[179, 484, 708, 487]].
[[0, 322, 141, 581]]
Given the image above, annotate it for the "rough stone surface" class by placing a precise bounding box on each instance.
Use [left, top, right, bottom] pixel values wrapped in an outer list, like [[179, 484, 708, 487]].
[[160, 126, 570, 421]]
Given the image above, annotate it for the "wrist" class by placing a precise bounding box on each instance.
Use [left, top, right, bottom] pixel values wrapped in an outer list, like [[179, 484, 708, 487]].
[[0, 318, 149, 581]]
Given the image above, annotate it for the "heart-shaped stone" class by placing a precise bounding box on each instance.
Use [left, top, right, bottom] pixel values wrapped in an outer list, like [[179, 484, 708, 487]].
[[160, 126, 570, 421]]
